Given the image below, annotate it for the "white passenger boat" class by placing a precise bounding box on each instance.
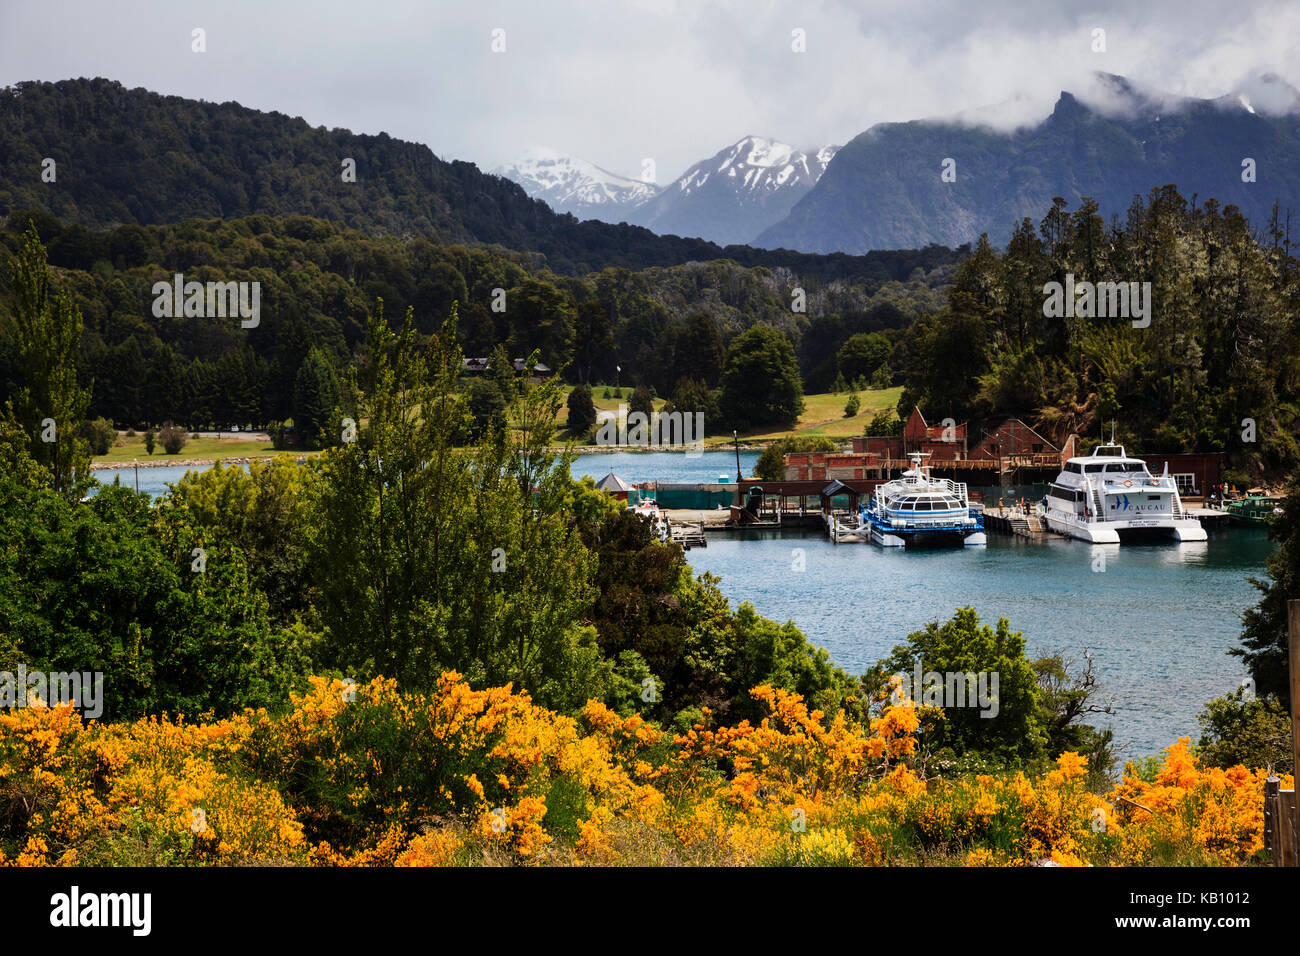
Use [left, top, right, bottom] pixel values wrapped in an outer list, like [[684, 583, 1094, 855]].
[[1043, 442, 1206, 543], [631, 497, 671, 541], [861, 453, 986, 548]]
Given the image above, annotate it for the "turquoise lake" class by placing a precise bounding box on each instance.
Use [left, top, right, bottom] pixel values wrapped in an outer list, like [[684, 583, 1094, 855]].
[[94, 451, 1272, 757]]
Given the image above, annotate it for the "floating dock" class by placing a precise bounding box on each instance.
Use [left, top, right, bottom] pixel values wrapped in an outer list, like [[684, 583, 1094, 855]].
[[981, 505, 1058, 538]]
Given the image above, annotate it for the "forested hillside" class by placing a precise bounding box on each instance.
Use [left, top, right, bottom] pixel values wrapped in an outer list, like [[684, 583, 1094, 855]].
[[760, 76, 1300, 253], [0, 78, 958, 281], [0, 210, 950, 428]]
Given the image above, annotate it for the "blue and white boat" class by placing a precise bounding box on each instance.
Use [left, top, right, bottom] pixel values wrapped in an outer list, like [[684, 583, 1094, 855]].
[[862, 453, 986, 548]]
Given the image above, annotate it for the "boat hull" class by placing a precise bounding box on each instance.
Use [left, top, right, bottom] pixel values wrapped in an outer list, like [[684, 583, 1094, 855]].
[[1045, 514, 1206, 543], [868, 523, 985, 548]]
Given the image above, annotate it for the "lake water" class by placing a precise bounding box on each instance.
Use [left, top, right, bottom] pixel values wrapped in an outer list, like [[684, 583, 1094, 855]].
[[93, 450, 765, 498], [685, 527, 1271, 759], [94, 451, 1272, 756]]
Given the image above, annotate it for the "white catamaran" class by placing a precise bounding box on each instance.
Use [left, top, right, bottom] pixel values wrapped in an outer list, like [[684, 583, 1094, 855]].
[[1043, 443, 1206, 543]]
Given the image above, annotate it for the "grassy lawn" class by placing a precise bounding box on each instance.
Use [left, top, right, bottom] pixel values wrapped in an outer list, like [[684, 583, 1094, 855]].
[[94, 434, 282, 463], [709, 386, 903, 444], [588, 385, 668, 413], [554, 385, 669, 428], [551, 384, 901, 445]]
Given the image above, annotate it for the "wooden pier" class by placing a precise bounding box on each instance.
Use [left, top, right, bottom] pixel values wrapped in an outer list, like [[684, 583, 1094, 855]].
[[669, 519, 708, 549], [982, 505, 1057, 538]]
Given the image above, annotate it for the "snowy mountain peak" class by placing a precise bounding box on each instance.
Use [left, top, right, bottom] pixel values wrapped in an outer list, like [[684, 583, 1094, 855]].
[[493, 135, 840, 244], [673, 136, 839, 198], [493, 148, 657, 213]]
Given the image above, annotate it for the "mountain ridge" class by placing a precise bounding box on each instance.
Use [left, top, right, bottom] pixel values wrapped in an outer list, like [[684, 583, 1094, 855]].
[[757, 73, 1300, 253]]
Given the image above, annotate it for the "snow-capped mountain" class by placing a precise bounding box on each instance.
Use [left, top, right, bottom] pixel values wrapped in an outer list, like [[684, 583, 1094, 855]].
[[492, 148, 657, 222], [631, 136, 839, 246]]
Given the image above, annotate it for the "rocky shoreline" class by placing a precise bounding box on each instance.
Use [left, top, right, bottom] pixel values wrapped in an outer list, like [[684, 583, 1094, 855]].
[[89, 454, 300, 470], [92, 443, 775, 470]]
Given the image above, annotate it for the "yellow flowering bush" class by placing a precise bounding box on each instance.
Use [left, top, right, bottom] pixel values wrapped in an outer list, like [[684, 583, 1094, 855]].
[[0, 676, 1287, 867]]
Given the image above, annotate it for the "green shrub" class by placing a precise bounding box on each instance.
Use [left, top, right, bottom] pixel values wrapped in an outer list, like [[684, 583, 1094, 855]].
[[158, 422, 188, 455], [1197, 694, 1294, 773], [77, 417, 117, 456]]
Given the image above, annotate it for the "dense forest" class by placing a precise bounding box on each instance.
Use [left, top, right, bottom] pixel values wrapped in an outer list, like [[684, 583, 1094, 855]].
[[0, 209, 949, 431], [2, 82, 1299, 478], [0, 78, 961, 281], [899, 187, 1300, 480]]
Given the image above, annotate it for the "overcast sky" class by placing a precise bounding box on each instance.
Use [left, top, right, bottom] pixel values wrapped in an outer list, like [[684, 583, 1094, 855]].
[[2, 0, 1298, 183]]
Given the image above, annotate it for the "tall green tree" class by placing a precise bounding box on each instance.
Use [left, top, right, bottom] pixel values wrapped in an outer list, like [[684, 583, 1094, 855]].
[[571, 299, 615, 384], [307, 302, 604, 710], [718, 325, 804, 431], [671, 312, 726, 387], [6, 224, 91, 498], [566, 383, 597, 438], [1236, 475, 1300, 706], [292, 347, 342, 449], [505, 278, 576, 373]]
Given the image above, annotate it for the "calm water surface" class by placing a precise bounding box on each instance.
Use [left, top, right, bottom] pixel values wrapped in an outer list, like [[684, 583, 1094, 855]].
[[685, 527, 1271, 758], [96, 452, 1271, 756]]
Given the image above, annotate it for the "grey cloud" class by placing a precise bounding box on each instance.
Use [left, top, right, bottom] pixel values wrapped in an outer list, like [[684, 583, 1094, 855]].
[[0, 0, 1296, 183]]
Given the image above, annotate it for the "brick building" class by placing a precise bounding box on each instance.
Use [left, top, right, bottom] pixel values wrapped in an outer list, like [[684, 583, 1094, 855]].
[[852, 406, 969, 460]]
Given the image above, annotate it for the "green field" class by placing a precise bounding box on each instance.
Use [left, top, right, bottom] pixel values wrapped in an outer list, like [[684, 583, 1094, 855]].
[[712, 387, 903, 444], [93, 434, 283, 463], [555, 385, 901, 446]]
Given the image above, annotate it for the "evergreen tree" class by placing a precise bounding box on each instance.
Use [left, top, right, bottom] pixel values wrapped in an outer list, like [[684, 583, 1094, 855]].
[[628, 384, 655, 422], [566, 383, 597, 438], [292, 347, 342, 449], [571, 300, 615, 383], [1236, 475, 1300, 706], [7, 224, 91, 499], [671, 312, 726, 387], [466, 378, 507, 441]]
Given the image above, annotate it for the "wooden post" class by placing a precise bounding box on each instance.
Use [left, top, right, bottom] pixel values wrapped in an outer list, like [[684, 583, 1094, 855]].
[[1265, 776, 1279, 863], [1289, 600, 1300, 785], [1286, 600, 1300, 864]]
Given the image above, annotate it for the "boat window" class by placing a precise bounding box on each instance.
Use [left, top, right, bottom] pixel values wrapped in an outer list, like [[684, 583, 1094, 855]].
[[1147, 495, 1161, 501], [1065, 462, 1082, 473], [915, 500, 933, 511], [1084, 464, 1104, 473]]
